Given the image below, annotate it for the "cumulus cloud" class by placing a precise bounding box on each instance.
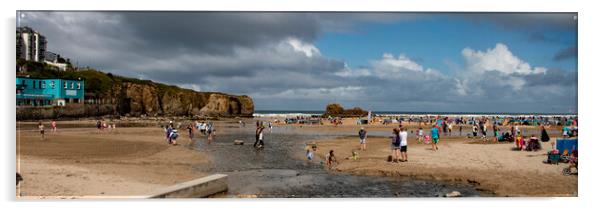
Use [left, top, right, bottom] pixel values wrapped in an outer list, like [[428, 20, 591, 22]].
[[462, 43, 547, 75]]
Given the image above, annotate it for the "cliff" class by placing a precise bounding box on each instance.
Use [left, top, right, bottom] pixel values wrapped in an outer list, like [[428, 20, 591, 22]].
[[105, 82, 254, 117], [16, 67, 254, 119]]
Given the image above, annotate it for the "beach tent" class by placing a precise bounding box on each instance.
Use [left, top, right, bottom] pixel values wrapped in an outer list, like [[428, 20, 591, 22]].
[[556, 138, 578, 156]]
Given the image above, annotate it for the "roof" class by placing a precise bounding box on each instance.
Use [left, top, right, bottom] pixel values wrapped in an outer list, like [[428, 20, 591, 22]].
[[16, 75, 84, 81]]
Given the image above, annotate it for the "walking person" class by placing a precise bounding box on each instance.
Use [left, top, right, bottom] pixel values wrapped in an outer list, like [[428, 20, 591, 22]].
[[165, 125, 173, 144], [431, 124, 439, 151], [207, 123, 215, 144], [358, 127, 367, 151], [38, 121, 45, 140], [399, 127, 408, 162]]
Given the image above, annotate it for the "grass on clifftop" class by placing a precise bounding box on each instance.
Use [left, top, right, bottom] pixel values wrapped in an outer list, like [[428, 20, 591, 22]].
[[17, 60, 198, 97]]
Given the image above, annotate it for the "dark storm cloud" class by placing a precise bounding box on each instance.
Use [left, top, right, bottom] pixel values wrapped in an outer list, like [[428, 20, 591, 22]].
[[459, 13, 577, 31], [118, 12, 321, 55], [553, 46, 577, 61]]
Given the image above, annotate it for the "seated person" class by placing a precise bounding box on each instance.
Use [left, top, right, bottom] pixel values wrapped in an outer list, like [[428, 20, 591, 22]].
[[527, 135, 541, 151], [566, 150, 578, 173]]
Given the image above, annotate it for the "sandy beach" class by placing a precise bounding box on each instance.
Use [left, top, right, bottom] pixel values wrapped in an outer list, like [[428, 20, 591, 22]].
[[17, 125, 211, 198], [304, 123, 577, 196], [16, 117, 577, 198]]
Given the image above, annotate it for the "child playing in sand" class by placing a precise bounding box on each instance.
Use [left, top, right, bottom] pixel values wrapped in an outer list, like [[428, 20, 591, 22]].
[[346, 150, 360, 160], [306, 144, 317, 160]]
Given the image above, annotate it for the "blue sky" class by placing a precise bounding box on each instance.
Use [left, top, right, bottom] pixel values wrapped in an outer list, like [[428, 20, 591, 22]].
[[316, 14, 577, 76], [20, 12, 578, 113]]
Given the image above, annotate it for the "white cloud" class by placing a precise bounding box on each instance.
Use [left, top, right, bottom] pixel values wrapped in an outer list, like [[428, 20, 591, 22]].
[[255, 86, 365, 100], [370, 53, 442, 79], [462, 43, 547, 75], [286, 37, 320, 57]]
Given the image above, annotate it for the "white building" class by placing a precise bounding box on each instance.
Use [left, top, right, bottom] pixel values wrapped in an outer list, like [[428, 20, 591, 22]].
[[17, 27, 47, 62]]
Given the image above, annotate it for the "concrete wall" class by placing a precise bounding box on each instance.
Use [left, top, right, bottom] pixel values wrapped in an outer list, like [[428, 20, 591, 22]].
[[146, 174, 228, 198]]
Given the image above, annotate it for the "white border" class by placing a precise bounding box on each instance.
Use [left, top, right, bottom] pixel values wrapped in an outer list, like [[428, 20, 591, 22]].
[[2, 0, 600, 210]]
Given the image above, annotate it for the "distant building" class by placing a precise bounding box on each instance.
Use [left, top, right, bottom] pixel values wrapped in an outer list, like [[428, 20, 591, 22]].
[[16, 26, 47, 62], [44, 51, 58, 62], [44, 51, 71, 71], [16, 76, 85, 107]]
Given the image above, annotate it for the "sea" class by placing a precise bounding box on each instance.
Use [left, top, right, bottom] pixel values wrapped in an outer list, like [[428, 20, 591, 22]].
[[253, 110, 577, 118]]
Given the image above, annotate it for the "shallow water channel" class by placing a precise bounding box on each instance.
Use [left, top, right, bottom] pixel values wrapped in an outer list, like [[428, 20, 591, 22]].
[[189, 124, 492, 198]]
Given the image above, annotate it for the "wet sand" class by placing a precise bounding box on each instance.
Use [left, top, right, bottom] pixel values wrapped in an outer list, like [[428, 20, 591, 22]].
[[17, 126, 211, 198]]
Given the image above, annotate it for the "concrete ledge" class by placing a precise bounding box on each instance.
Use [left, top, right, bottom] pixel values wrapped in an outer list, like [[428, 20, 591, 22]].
[[146, 174, 228, 198]]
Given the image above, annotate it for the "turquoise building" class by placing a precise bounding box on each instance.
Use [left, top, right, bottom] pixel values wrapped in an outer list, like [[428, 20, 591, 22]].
[[16, 76, 85, 106]]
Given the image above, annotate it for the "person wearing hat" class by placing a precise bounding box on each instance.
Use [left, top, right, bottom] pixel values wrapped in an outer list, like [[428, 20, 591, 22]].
[[358, 127, 367, 151]]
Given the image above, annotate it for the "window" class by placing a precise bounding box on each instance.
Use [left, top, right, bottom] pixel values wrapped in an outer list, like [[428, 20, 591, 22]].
[[33, 80, 36, 89], [41, 81, 46, 89], [50, 81, 55, 89], [64, 81, 67, 89], [39, 81, 42, 89], [77, 82, 81, 90], [70, 82, 74, 89]]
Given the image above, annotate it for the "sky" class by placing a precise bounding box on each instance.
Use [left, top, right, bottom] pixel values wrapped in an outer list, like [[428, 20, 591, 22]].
[[18, 12, 578, 113]]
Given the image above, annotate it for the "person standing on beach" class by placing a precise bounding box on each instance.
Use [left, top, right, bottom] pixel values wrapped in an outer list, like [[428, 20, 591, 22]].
[[399, 128, 408, 162], [541, 125, 550, 142], [358, 127, 367, 151], [187, 124, 194, 144], [96, 120, 102, 134], [254, 125, 261, 148], [431, 125, 439, 151], [38, 121, 45, 140], [257, 125, 265, 148], [417, 127, 424, 143], [391, 128, 401, 162], [51, 120, 57, 133]]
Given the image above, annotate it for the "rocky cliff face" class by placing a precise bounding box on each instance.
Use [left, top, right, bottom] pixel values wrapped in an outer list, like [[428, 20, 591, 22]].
[[100, 82, 254, 117]]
